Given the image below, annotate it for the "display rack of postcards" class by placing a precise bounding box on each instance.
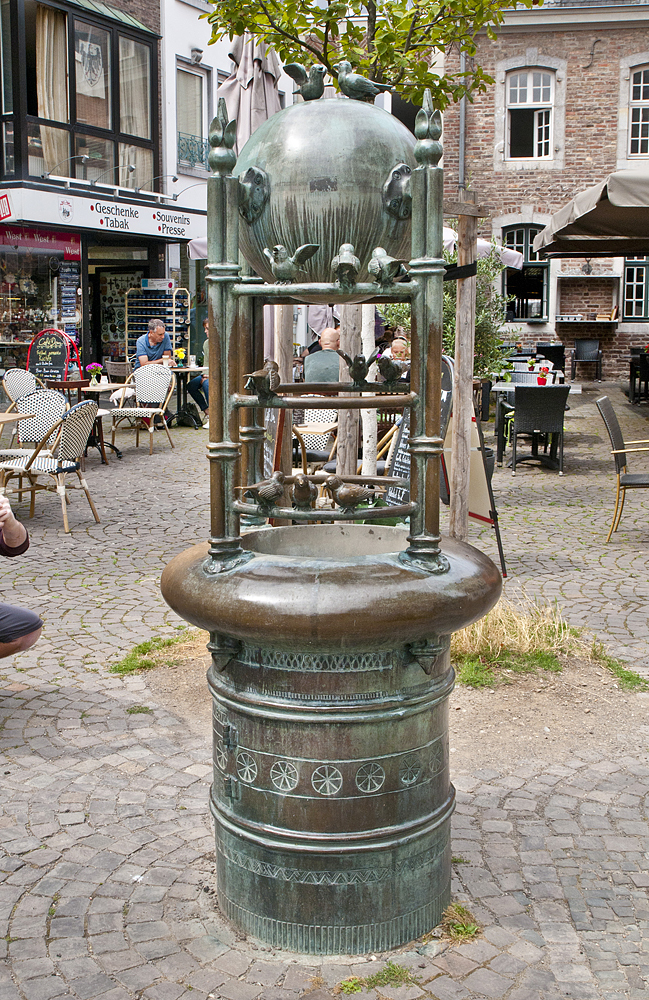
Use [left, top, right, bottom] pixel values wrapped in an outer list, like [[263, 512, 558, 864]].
[[124, 286, 190, 360]]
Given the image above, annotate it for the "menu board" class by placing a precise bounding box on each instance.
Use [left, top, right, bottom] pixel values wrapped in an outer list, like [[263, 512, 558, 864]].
[[27, 329, 80, 381], [263, 407, 282, 479]]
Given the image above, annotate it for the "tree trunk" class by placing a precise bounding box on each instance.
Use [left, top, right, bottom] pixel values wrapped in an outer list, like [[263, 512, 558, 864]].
[[336, 303, 362, 477], [449, 197, 477, 541], [360, 304, 378, 476]]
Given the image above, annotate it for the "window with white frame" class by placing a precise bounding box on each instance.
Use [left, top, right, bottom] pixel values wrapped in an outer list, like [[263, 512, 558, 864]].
[[506, 69, 553, 159], [177, 64, 209, 170], [629, 67, 649, 156], [503, 225, 549, 320], [624, 256, 649, 319]]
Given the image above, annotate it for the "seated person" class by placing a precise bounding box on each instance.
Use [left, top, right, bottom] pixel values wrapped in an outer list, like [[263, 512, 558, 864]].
[[304, 327, 340, 382], [0, 496, 42, 660], [188, 318, 209, 428], [134, 319, 173, 369]]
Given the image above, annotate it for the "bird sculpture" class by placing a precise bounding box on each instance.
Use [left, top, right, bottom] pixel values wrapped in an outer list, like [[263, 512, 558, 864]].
[[368, 247, 408, 288], [263, 244, 319, 284], [377, 355, 409, 384], [334, 60, 392, 103], [337, 348, 381, 385], [291, 473, 318, 510], [284, 63, 327, 101], [244, 359, 281, 399], [331, 243, 360, 291], [325, 475, 384, 511], [238, 471, 286, 509]]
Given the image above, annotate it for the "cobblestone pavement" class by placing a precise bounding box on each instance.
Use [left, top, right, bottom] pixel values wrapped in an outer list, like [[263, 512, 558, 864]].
[[0, 383, 648, 1000]]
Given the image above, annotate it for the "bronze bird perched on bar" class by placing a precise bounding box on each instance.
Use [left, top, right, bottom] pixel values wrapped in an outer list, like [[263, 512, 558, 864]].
[[284, 63, 327, 101], [325, 475, 384, 511], [331, 243, 360, 292], [368, 247, 408, 288], [377, 355, 409, 384], [263, 244, 319, 283], [291, 473, 318, 510], [244, 359, 280, 399], [238, 471, 286, 508], [337, 348, 381, 385], [334, 61, 392, 103]]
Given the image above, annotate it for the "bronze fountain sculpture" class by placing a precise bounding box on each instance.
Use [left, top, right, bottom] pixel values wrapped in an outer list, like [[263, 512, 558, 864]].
[[162, 80, 501, 955]]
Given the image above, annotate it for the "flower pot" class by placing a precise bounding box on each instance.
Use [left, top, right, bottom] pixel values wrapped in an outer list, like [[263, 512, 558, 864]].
[[537, 377, 547, 385]]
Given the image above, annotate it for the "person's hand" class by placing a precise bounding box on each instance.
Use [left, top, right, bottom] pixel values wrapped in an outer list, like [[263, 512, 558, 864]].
[[0, 496, 26, 547]]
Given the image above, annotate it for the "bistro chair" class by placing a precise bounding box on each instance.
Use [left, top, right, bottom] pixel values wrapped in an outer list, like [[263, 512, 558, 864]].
[[1, 369, 46, 444], [508, 385, 571, 476], [111, 366, 175, 455], [536, 343, 566, 373], [105, 360, 133, 383], [571, 339, 602, 381], [0, 401, 100, 533], [46, 379, 90, 405], [0, 389, 68, 465], [293, 408, 338, 473], [596, 395, 649, 542]]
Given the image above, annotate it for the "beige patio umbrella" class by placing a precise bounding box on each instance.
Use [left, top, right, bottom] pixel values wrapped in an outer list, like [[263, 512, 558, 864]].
[[217, 33, 283, 154]]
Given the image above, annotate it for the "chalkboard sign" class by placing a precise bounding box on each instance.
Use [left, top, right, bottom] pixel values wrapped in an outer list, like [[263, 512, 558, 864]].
[[386, 356, 454, 508], [263, 407, 285, 479], [27, 329, 82, 382]]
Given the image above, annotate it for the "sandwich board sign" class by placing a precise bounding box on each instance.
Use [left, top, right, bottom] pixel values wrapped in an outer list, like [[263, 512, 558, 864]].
[[27, 328, 82, 382]]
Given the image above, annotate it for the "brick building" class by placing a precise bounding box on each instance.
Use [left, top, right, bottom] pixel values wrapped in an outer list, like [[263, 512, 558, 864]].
[[442, 0, 649, 377]]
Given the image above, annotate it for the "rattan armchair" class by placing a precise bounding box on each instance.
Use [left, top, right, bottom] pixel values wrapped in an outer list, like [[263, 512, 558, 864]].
[[596, 395, 649, 542]]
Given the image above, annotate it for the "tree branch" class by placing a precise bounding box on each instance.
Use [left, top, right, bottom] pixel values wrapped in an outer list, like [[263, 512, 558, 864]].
[[256, 0, 332, 68]]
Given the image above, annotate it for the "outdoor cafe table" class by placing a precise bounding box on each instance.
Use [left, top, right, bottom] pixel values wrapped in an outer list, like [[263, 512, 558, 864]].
[[81, 383, 134, 464], [491, 381, 580, 466]]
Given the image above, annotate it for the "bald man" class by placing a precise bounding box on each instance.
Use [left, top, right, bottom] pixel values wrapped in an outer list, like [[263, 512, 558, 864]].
[[304, 327, 340, 382]]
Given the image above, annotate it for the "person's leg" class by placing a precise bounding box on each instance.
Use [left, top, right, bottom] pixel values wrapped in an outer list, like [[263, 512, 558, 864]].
[[187, 376, 208, 413], [0, 604, 43, 659]]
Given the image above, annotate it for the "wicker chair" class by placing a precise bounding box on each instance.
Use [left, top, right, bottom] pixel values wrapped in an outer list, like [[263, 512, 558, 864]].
[[111, 366, 175, 455], [571, 339, 602, 381], [0, 400, 100, 533], [509, 385, 571, 475], [293, 407, 337, 472], [2, 369, 46, 444], [596, 395, 649, 542], [0, 389, 68, 464], [105, 360, 133, 383]]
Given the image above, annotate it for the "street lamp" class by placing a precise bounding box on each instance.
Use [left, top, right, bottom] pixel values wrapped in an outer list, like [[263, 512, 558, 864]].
[[90, 163, 135, 186], [43, 154, 89, 178], [135, 174, 178, 194], [171, 182, 206, 201]]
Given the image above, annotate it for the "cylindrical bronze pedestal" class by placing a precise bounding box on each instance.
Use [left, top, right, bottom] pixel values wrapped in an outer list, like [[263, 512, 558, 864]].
[[162, 525, 501, 954]]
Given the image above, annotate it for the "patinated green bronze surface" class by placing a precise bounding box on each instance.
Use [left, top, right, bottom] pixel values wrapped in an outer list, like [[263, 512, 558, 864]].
[[161, 89, 501, 954]]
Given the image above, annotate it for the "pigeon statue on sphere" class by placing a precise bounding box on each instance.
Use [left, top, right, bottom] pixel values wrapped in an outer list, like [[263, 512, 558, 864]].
[[238, 471, 286, 509], [368, 247, 409, 288], [263, 244, 319, 283], [325, 475, 383, 511], [331, 243, 360, 291], [334, 60, 392, 103], [337, 348, 381, 385], [291, 473, 318, 510], [284, 63, 327, 101], [244, 359, 281, 398]]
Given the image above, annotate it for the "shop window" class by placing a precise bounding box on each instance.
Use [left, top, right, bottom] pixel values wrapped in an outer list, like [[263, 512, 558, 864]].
[[1, 0, 12, 115], [624, 256, 649, 318], [27, 121, 69, 177], [119, 36, 150, 140], [629, 67, 649, 156], [506, 70, 553, 159], [75, 21, 111, 131], [74, 133, 113, 183], [118, 142, 152, 188], [503, 225, 549, 320]]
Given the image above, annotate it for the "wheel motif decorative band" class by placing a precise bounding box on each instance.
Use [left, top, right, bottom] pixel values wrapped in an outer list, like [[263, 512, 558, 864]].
[[311, 765, 343, 796], [399, 756, 422, 786], [355, 762, 386, 793], [236, 751, 258, 784], [429, 742, 444, 774], [214, 742, 228, 771], [270, 759, 299, 791]]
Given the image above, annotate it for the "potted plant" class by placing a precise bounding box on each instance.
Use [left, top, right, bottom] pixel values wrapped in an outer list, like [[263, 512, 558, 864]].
[[528, 359, 536, 372], [537, 366, 550, 385]]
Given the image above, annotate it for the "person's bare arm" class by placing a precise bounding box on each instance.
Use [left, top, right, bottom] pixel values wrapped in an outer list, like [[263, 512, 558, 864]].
[[138, 354, 164, 366], [0, 496, 27, 548]]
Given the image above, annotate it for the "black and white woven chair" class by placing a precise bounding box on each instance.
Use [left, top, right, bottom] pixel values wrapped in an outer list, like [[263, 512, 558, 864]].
[[2, 369, 46, 444], [0, 388, 69, 476], [111, 365, 175, 455], [0, 400, 100, 533]]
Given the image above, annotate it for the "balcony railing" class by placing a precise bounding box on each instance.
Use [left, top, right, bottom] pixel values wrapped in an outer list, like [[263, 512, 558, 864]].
[[177, 132, 209, 169]]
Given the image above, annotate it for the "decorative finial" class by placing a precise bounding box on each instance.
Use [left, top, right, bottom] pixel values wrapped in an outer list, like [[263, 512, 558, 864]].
[[414, 90, 442, 166], [208, 98, 237, 175]]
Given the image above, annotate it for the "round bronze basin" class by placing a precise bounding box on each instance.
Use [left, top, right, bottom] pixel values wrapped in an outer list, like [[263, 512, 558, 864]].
[[161, 524, 501, 653]]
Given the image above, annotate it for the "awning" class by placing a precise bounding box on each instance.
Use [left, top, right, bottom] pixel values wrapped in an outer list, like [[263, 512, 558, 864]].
[[533, 168, 649, 257], [187, 230, 523, 267]]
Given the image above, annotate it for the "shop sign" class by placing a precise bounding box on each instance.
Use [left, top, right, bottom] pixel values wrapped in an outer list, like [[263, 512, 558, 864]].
[[0, 224, 81, 259], [0, 194, 11, 221], [0, 187, 205, 241]]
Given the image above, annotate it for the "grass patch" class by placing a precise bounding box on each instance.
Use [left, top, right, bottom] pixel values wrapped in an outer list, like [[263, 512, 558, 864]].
[[453, 599, 593, 688], [126, 705, 153, 715], [441, 902, 480, 943], [336, 963, 420, 995], [591, 643, 649, 690], [109, 630, 205, 676], [452, 856, 468, 864]]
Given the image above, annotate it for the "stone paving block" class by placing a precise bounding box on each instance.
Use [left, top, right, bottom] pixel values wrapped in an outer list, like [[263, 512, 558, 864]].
[[461, 968, 513, 997], [432, 952, 478, 978], [454, 940, 499, 964], [281, 966, 320, 992], [426, 976, 469, 1000], [71, 973, 118, 999], [215, 950, 253, 978], [373, 988, 423, 1000], [185, 936, 230, 964], [217, 980, 263, 1000], [246, 961, 289, 986], [154, 951, 202, 981], [20, 975, 69, 1000], [256, 989, 300, 1000]]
